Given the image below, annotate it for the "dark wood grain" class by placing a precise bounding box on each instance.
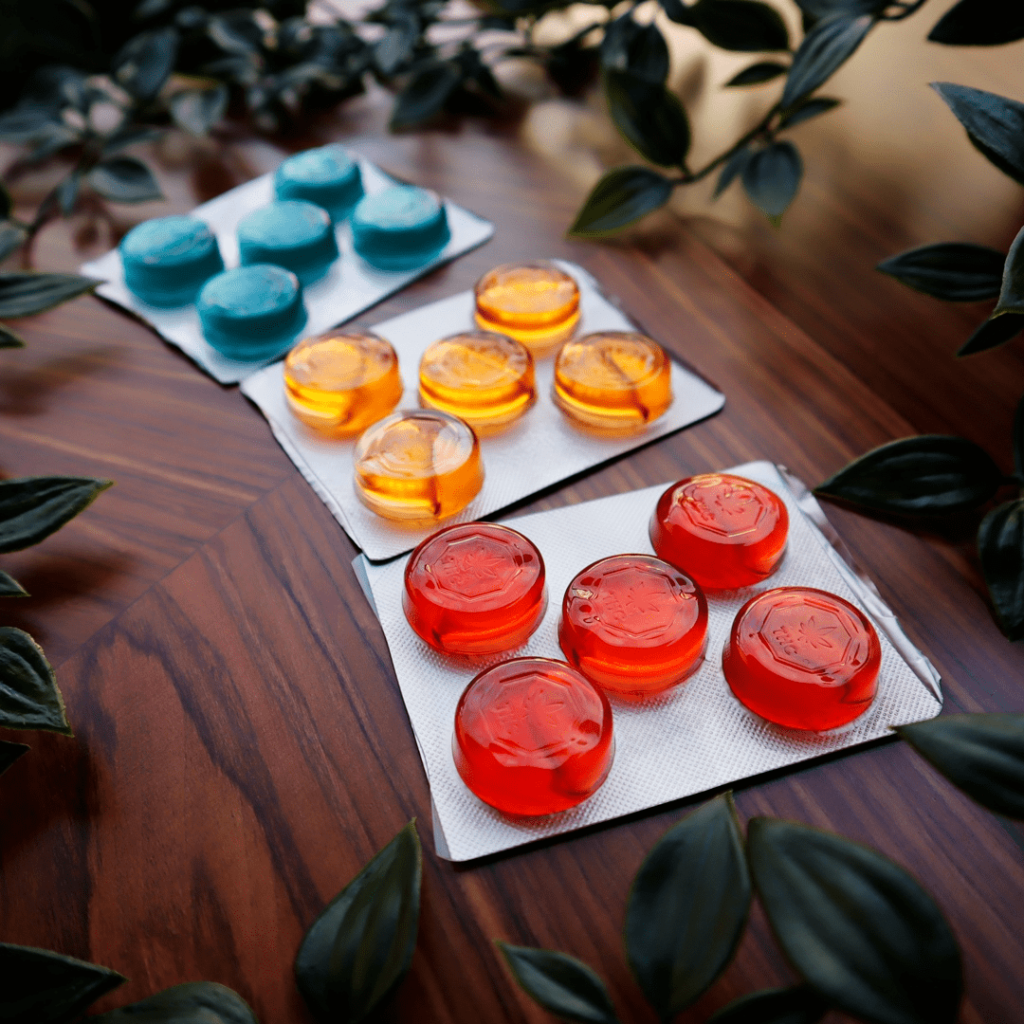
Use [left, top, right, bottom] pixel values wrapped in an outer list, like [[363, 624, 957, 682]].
[[2, 42, 1024, 1024]]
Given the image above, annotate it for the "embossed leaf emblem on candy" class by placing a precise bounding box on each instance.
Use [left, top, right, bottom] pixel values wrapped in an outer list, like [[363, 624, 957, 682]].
[[438, 540, 514, 596], [762, 607, 853, 672]]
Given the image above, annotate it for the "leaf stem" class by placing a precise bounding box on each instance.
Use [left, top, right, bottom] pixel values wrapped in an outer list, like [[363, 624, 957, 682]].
[[678, 102, 782, 184]]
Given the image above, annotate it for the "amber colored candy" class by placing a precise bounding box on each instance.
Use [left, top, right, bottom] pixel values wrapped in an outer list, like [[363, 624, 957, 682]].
[[473, 262, 580, 357], [418, 331, 535, 430], [723, 587, 881, 731], [453, 657, 614, 816], [650, 474, 789, 591], [559, 554, 707, 697], [284, 330, 402, 436], [404, 523, 547, 655], [353, 409, 483, 522], [554, 331, 672, 432]]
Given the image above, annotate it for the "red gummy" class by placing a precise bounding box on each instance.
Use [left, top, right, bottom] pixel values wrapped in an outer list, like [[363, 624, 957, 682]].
[[723, 587, 881, 731], [404, 523, 546, 655], [650, 473, 789, 590], [452, 657, 614, 816], [559, 554, 707, 697]]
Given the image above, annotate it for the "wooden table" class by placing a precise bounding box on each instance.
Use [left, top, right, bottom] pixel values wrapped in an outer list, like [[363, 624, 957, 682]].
[[3, 33, 1024, 1022]]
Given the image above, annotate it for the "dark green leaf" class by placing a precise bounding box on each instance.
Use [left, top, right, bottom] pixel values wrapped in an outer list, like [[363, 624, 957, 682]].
[[56, 174, 81, 218], [603, 19, 670, 85], [605, 71, 691, 167], [0, 273, 98, 319], [958, 312, 1024, 355], [777, 96, 840, 128], [0, 569, 28, 597], [625, 794, 751, 1018], [0, 740, 29, 775], [101, 126, 163, 156], [815, 435, 1003, 516], [748, 818, 962, 1024], [726, 62, 788, 86], [742, 141, 802, 220], [0, 183, 10, 220], [877, 242, 1006, 302], [714, 145, 751, 197], [978, 499, 1024, 640], [708, 986, 829, 1024], [693, 0, 789, 51], [88, 157, 162, 204], [568, 167, 674, 236], [498, 945, 619, 1024], [898, 714, 1024, 817], [0, 106, 60, 143], [661, 0, 695, 24], [0, 476, 113, 553], [375, 18, 418, 76], [929, 0, 1024, 46], [0, 324, 25, 348], [208, 13, 265, 55], [390, 63, 462, 129], [170, 86, 228, 137], [0, 627, 71, 734], [1013, 392, 1024, 479], [796, 0, 885, 16], [995, 224, 1024, 315], [781, 14, 873, 109], [932, 83, 1024, 186], [114, 28, 179, 101], [89, 982, 257, 1024], [0, 942, 124, 1023], [0, 223, 24, 262], [295, 821, 422, 1024]]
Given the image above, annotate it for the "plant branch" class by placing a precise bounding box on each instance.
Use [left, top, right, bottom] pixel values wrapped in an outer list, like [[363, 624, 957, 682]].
[[678, 102, 782, 184]]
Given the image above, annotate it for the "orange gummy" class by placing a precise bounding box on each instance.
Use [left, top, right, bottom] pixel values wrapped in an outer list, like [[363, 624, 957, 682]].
[[559, 554, 707, 697], [419, 331, 535, 430], [554, 331, 672, 432], [473, 262, 580, 357], [453, 657, 614, 816], [353, 409, 483, 522], [404, 523, 547, 655], [284, 330, 402, 436], [723, 587, 881, 731], [650, 474, 788, 590]]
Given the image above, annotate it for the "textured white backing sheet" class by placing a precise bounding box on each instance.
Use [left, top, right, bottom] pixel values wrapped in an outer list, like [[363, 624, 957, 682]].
[[358, 461, 942, 862], [242, 261, 725, 561], [80, 156, 494, 384]]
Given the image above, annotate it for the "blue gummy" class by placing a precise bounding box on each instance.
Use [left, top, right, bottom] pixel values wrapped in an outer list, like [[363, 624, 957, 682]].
[[237, 200, 339, 285], [197, 264, 307, 361], [273, 145, 363, 220], [119, 216, 224, 307], [351, 186, 451, 272]]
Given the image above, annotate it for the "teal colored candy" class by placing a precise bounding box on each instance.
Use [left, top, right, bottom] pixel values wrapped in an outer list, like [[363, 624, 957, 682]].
[[197, 265, 307, 361], [274, 145, 363, 220], [237, 200, 339, 284], [119, 216, 224, 307], [351, 186, 451, 272]]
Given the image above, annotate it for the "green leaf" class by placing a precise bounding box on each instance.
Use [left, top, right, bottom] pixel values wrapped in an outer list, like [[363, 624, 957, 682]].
[[661, 0, 696, 25], [390, 62, 462, 130], [0, 739, 29, 775], [294, 821, 422, 1024], [726, 62, 788, 86], [88, 157, 163, 203], [978, 498, 1024, 640], [0, 222, 26, 262], [814, 435, 1003, 517], [708, 986, 829, 1024], [692, 0, 789, 52], [777, 96, 840, 128], [498, 945, 619, 1024], [0, 106, 61, 143], [114, 28, 179, 101], [0, 324, 25, 348], [0, 942, 123, 1024], [0, 569, 28, 597], [625, 793, 751, 1018], [714, 145, 752, 197], [56, 174, 81, 218], [897, 714, 1024, 817], [957, 312, 1024, 356], [995, 224, 1024, 315], [89, 982, 257, 1024], [0, 627, 71, 734], [170, 86, 228, 137], [748, 818, 962, 1024], [602, 18, 670, 85], [932, 83, 1024, 186], [929, 0, 1024, 46], [1013, 391, 1024, 479], [877, 242, 1006, 302], [101, 126, 163, 156], [0, 182, 10, 220], [796, 0, 885, 16], [0, 476, 113, 553], [742, 141, 802, 220], [568, 167, 674, 237], [781, 14, 873, 109], [604, 72, 691, 167], [0, 273, 98, 319]]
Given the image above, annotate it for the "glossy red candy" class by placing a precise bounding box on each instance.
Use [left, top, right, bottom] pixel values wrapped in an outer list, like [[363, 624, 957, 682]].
[[559, 554, 707, 697], [650, 473, 788, 590], [452, 657, 614, 816], [723, 587, 881, 731], [404, 523, 546, 655]]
